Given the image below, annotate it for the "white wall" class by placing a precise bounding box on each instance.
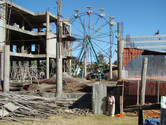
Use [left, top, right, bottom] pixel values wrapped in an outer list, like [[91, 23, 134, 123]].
[[47, 32, 56, 57]]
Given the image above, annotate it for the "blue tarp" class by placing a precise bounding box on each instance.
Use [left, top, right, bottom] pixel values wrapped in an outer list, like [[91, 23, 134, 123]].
[[143, 118, 160, 125]]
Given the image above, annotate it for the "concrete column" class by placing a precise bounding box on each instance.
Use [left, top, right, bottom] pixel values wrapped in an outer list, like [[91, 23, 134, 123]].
[[69, 59, 72, 75], [56, 0, 63, 98], [3, 45, 10, 92], [0, 54, 2, 80], [0, 53, 3, 80], [21, 19, 25, 30], [0, 0, 6, 80], [21, 43, 25, 53], [118, 40, 124, 80], [92, 83, 107, 114], [46, 11, 50, 79], [68, 25, 72, 75], [56, 41, 63, 97]]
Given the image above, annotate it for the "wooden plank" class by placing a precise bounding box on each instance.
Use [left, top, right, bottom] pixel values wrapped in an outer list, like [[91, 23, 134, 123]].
[[0, 109, 9, 117], [138, 110, 143, 125], [124, 103, 160, 112], [3, 102, 19, 112], [157, 81, 160, 103]]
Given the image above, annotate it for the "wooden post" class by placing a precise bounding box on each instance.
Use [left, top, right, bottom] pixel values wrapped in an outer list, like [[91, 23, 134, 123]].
[[56, 0, 63, 98], [138, 57, 148, 125], [120, 80, 124, 114], [140, 57, 148, 105], [137, 81, 140, 105], [138, 109, 143, 125], [157, 81, 160, 103]]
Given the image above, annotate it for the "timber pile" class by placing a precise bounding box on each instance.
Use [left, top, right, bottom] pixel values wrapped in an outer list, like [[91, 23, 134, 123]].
[[0, 92, 91, 120], [0, 93, 59, 119]]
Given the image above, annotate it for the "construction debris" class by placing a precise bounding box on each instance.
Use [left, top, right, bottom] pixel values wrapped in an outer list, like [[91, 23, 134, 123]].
[[144, 110, 160, 118], [0, 93, 59, 119], [8, 72, 96, 93], [0, 92, 91, 120], [63, 108, 91, 116]]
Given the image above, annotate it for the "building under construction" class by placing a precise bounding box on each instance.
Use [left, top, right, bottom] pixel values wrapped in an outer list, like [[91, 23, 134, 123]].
[[0, 0, 73, 91]]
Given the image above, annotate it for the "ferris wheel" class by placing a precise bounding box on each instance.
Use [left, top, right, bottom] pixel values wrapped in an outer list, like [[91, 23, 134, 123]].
[[69, 6, 117, 77]]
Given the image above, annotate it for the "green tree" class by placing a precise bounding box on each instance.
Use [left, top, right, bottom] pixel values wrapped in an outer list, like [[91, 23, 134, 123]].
[[113, 60, 118, 65], [97, 53, 109, 71]]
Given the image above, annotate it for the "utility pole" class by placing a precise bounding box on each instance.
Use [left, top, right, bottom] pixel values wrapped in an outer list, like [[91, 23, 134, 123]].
[[56, 0, 63, 98], [117, 23, 124, 80]]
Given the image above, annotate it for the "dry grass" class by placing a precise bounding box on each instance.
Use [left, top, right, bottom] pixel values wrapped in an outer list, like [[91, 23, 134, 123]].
[[0, 113, 138, 125]]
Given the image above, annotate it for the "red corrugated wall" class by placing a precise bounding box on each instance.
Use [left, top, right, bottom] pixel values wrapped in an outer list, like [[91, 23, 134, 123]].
[[120, 80, 166, 107]]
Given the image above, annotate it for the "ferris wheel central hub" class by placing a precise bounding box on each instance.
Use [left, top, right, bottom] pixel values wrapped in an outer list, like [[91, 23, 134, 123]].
[[86, 35, 91, 40]]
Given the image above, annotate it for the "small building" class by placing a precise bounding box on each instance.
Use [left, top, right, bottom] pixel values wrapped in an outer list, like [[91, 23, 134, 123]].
[[122, 47, 166, 107], [123, 48, 166, 79]]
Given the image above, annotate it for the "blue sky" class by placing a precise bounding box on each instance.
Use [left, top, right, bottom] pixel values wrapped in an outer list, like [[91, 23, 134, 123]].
[[12, 0, 166, 62], [12, 0, 166, 36]]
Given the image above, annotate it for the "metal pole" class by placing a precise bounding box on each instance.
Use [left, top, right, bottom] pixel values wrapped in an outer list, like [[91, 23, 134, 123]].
[[140, 57, 148, 105], [84, 39, 87, 78], [56, 0, 63, 98]]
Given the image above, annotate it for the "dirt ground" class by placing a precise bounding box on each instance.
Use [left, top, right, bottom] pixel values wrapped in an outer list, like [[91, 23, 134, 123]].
[[0, 113, 139, 125]]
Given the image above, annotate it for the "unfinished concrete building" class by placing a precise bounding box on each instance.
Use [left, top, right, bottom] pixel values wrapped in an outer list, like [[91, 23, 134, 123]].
[[0, 0, 72, 92]]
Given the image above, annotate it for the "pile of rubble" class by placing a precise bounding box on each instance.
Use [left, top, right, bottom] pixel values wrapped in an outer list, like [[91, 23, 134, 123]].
[[0, 93, 91, 121], [9, 72, 95, 93]]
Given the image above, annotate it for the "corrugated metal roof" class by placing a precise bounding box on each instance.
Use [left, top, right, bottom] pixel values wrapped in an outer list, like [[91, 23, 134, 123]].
[[124, 48, 166, 67], [124, 48, 144, 67]]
